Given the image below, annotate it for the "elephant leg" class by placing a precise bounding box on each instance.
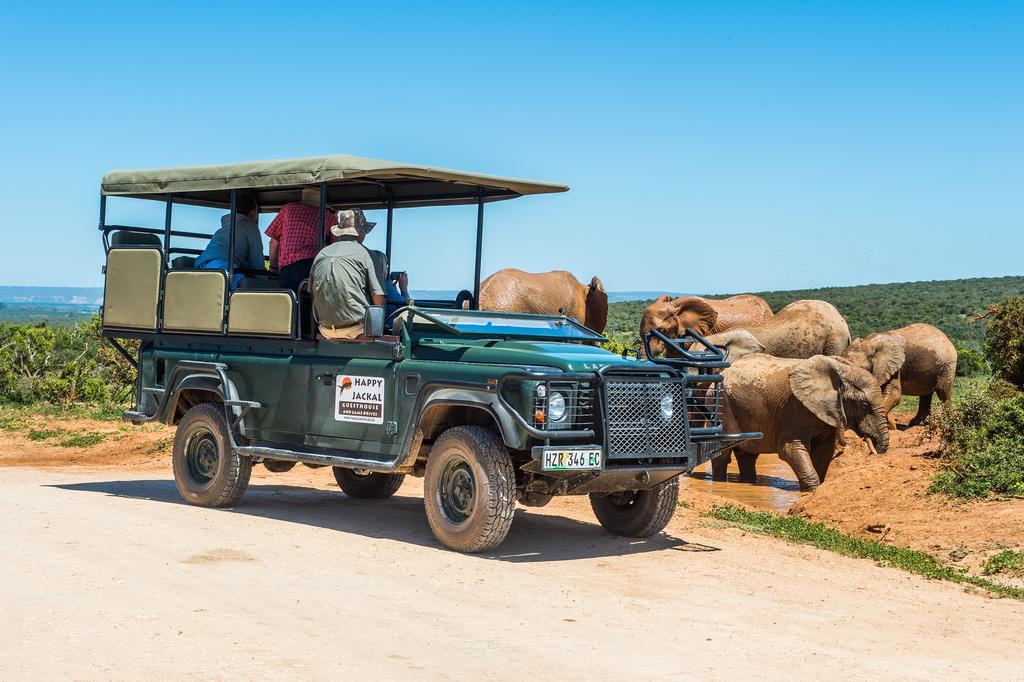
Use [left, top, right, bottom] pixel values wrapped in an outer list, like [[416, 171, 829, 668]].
[[711, 451, 731, 481], [736, 452, 758, 483], [810, 438, 835, 484], [908, 393, 933, 427], [780, 440, 820, 492]]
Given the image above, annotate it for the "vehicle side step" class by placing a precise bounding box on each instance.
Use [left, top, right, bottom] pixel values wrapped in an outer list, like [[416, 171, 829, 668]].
[[235, 444, 407, 474]]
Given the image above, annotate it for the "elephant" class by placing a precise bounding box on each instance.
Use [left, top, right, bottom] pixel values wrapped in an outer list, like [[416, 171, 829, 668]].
[[478, 269, 608, 333], [849, 324, 956, 428], [640, 294, 773, 357], [705, 300, 851, 361], [841, 333, 907, 429], [711, 354, 890, 491]]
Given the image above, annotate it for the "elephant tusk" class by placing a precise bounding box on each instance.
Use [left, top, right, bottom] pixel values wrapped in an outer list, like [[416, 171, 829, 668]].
[[865, 437, 878, 456]]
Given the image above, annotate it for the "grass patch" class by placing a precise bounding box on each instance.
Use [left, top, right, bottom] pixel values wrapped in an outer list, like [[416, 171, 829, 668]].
[[707, 504, 1024, 600], [27, 428, 62, 441], [148, 436, 174, 454], [57, 432, 106, 448], [983, 550, 1024, 577]]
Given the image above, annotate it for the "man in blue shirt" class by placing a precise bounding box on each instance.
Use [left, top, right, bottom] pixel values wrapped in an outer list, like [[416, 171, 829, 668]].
[[194, 191, 264, 288]]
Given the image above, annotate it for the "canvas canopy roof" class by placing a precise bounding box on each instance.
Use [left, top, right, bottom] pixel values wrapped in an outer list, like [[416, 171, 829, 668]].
[[101, 154, 568, 210]]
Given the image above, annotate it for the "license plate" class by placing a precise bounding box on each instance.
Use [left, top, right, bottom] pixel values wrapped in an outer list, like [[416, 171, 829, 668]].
[[541, 448, 602, 471]]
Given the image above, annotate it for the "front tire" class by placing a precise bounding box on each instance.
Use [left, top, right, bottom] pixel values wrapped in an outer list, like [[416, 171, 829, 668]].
[[423, 426, 515, 553], [172, 403, 251, 507], [589, 478, 679, 538], [333, 467, 405, 498]]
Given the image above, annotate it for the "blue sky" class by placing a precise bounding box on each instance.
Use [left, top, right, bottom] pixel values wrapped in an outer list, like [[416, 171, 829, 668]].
[[0, 1, 1020, 293]]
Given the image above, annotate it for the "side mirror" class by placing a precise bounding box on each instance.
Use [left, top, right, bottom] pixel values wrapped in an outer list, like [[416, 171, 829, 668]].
[[364, 305, 385, 338]]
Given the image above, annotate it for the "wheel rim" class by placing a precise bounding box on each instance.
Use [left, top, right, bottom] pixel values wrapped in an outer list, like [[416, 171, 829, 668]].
[[351, 468, 372, 477], [606, 491, 638, 510], [438, 455, 475, 525], [185, 427, 219, 485]]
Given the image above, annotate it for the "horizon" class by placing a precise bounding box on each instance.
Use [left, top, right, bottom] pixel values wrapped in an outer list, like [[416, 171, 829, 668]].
[[0, 2, 1021, 292], [4, 272, 1023, 306]]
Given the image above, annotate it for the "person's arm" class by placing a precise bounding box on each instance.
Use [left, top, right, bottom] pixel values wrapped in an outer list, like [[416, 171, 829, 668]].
[[269, 239, 279, 270], [364, 252, 386, 305], [265, 210, 283, 270], [397, 272, 410, 299], [248, 227, 264, 271]]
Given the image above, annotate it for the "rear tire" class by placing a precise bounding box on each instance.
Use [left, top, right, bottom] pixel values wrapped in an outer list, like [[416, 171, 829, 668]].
[[332, 467, 405, 498], [423, 426, 515, 553], [589, 478, 679, 538], [172, 403, 251, 507]]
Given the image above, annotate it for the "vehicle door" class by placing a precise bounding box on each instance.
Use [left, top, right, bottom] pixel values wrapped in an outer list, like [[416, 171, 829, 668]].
[[306, 339, 402, 457]]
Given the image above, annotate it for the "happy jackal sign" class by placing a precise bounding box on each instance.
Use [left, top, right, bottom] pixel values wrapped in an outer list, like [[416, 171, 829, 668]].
[[335, 375, 385, 425]]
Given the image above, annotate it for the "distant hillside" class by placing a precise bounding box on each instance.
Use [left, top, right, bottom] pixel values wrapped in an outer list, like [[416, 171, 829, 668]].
[[0, 286, 103, 306], [606, 275, 1024, 351]]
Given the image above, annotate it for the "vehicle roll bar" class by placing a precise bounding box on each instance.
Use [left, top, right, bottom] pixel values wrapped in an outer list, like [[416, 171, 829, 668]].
[[641, 328, 731, 368]]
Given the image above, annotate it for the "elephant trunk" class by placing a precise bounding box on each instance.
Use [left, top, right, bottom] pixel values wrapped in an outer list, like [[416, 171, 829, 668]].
[[856, 408, 890, 454]]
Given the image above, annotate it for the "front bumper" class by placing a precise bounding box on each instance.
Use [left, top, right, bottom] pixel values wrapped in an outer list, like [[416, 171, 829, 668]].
[[499, 365, 760, 474]]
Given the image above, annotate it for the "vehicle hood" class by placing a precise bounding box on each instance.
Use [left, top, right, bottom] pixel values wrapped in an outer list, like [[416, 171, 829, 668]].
[[411, 339, 661, 373]]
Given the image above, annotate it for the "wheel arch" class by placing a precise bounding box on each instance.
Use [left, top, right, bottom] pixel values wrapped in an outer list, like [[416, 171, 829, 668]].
[[408, 387, 525, 461], [166, 376, 224, 425], [161, 371, 243, 427]]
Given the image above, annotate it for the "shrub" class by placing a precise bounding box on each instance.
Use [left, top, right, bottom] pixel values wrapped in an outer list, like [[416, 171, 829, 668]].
[[602, 332, 640, 357], [983, 296, 1024, 386], [0, 316, 135, 408], [954, 346, 986, 377], [928, 379, 1024, 499]]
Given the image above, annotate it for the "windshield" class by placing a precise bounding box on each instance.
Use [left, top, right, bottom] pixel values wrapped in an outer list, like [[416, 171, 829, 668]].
[[411, 309, 605, 341]]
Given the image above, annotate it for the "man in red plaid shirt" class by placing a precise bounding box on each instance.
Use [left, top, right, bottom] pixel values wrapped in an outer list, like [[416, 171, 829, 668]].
[[266, 187, 339, 292]]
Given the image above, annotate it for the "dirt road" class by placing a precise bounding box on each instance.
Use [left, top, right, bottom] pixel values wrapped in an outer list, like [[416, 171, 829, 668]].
[[2, 465, 1023, 680]]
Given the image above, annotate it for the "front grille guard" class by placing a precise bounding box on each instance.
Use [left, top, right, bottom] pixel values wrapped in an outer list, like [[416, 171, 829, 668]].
[[495, 360, 760, 464]]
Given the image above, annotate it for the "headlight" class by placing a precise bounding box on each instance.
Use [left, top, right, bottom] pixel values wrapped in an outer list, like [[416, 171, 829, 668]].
[[659, 392, 674, 421], [548, 391, 568, 422]]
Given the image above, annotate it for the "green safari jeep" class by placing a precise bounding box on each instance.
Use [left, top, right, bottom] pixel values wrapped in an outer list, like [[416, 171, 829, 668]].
[[99, 154, 754, 552]]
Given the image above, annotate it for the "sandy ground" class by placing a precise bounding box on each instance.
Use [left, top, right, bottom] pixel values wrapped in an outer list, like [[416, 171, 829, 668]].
[[793, 417, 1024, 578], [3, 455, 1024, 680]]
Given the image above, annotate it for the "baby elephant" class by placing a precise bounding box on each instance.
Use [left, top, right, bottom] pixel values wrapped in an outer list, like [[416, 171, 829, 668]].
[[714, 354, 890, 491]]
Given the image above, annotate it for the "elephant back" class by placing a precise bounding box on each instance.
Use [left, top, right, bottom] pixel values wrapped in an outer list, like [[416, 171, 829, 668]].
[[478, 268, 588, 320], [756, 299, 851, 358]]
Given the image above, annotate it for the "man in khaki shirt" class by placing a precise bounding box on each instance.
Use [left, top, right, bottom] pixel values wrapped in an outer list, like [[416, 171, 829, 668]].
[[311, 208, 385, 339]]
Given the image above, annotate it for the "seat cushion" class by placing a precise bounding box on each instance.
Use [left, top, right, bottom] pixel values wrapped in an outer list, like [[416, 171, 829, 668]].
[[228, 291, 295, 336], [103, 248, 162, 331], [163, 270, 226, 333]]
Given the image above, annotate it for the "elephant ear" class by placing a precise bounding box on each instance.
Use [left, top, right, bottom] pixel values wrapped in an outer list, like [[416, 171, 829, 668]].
[[708, 329, 766, 361], [790, 355, 845, 429], [863, 335, 905, 384], [670, 297, 719, 336]]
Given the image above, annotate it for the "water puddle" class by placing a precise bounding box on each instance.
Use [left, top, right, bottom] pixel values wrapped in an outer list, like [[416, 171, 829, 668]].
[[684, 454, 800, 513]]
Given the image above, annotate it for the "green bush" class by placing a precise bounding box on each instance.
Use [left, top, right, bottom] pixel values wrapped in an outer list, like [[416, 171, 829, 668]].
[[984, 297, 1024, 387], [928, 379, 1024, 499], [955, 345, 987, 377], [0, 316, 135, 408], [601, 332, 639, 356]]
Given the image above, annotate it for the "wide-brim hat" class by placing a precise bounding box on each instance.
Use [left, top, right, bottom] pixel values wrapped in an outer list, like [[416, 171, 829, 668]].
[[331, 208, 377, 237]]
